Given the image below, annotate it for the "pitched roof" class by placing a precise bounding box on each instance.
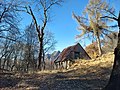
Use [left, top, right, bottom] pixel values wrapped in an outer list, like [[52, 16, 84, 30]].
[[54, 43, 91, 63]]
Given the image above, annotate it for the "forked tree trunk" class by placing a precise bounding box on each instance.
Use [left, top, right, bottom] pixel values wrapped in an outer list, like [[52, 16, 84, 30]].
[[103, 12, 120, 90]]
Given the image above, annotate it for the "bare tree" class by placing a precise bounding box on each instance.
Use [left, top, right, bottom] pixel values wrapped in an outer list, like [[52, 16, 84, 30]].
[[9, 42, 23, 71], [23, 0, 63, 70], [42, 30, 57, 70], [21, 23, 56, 71], [0, 0, 21, 41], [0, 39, 14, 70], [23, 23, 38, 72], [44, 30, 57, 54], [0, 0, 24, 71]]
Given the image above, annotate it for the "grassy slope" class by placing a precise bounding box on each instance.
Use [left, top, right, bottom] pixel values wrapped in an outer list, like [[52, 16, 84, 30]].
[[66, 52, 114, 89]]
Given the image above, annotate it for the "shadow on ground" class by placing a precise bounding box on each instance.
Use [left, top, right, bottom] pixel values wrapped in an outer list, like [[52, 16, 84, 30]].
[[45, 66, 112, 90], [0, 73, 21, 88], [0, 66, 112, 90]]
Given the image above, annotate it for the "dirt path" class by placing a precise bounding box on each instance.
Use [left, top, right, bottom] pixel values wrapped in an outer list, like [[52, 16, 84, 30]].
[[0, 71, 106, 90], [0, 71, 87, 90], [0, 63, 111, 90]]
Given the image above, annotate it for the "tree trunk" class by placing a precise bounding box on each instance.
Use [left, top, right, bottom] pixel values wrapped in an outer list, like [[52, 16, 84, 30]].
[[0, 59, 1, 69], [96, 33, 102, 56], [26, 62, 29, 72], [2, 58, 7, 69], [38, 44, 42, 70], [6, 59, 10, 70], [43, 49, 45, 70], [103, 12, 120, 90], [38, 30, 44, 70], [104, 28, 120, 90]]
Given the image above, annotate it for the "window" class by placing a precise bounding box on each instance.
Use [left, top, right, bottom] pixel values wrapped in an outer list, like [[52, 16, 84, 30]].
[[74, 52, 80, 59]]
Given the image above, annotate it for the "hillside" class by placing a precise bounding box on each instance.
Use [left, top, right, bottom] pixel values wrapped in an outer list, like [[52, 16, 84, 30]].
[[0, 52, 114, 90], [66, 52, 114, 89]]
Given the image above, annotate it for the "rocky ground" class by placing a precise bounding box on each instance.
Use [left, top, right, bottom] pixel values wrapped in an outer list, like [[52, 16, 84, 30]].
[[0, 52, 114, 90]]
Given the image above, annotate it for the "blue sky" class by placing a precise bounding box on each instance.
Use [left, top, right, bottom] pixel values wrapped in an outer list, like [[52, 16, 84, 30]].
[[20, 0, 120, 52], [48, 0, 120, 52], [48, 0, 89, 51]]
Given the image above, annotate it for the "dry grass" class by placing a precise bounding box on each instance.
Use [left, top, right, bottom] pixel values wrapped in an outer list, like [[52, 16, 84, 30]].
[[36, 52, 114, 89], [0, 52, 114, 90], [62, 52, 115, 89], [70, 52, 114, 72]]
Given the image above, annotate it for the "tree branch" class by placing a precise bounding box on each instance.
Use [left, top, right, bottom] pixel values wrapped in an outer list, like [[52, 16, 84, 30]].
[[28, 6, 41, 41], [101, 16, 118, 21], [46, 0, 63, 11], [0, 36, 17, 41], [103, 8, 117, 18]]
